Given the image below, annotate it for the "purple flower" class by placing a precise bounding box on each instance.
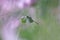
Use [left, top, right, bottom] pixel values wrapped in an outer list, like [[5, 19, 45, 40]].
[[0, 0, 36, 40], [2, 18, 20, 40], [0, 0, 36, 9]]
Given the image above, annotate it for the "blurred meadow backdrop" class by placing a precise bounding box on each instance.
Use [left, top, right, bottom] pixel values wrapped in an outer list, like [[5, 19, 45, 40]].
[[0, 0, 60, 40], [19, 0, 60, 40]]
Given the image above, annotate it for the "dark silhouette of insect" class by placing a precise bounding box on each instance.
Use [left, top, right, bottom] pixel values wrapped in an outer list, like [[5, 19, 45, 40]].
[[27, 16, 34, 23]]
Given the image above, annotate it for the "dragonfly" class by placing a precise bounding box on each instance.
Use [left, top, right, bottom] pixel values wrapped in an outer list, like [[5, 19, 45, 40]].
[[21, 16, 39, 24]]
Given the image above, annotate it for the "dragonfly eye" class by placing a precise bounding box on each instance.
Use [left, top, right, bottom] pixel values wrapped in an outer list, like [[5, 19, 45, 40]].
[[21, 16, 27, 23]]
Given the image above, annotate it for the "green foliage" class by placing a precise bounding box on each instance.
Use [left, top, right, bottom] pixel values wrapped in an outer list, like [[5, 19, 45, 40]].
[[19, 15, 60, 40], [18, 0, 60, 40], [20, 23, 40, 40], [37, 0, 59, 19]]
